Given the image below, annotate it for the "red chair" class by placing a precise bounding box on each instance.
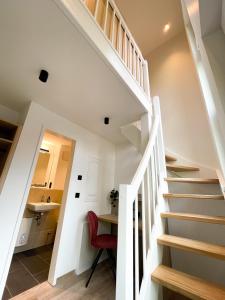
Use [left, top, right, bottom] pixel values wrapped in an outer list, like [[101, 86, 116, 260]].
[[86, 211, 117, 287]]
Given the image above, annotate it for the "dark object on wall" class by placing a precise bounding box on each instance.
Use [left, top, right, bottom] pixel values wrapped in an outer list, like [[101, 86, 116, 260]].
[[0, 119, 17, 178], [75, 193, 80, 198], [110, 189, 119, 207], [78, 175, 82, 180], [39, 70, 49, 83], [104, 117, 109, 125]]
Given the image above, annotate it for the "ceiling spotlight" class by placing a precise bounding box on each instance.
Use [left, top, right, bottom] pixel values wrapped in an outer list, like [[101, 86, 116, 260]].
[[39, 69, 49, 83], [163, 23, 171, 33]]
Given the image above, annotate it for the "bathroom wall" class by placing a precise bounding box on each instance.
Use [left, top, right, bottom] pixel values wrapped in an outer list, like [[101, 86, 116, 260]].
[[15, 188, 63, 253], [53, 145, 72, 190], [41, 132, 72, 190]]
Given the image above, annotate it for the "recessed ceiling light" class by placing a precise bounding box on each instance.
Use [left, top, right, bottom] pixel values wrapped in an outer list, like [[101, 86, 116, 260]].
[[163, 23, 171, 33]]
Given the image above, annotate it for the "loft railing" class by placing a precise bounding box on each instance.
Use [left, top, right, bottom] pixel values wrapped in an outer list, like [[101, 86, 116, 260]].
[[116, 97, 167, 299], [80, 0, 150, 98]]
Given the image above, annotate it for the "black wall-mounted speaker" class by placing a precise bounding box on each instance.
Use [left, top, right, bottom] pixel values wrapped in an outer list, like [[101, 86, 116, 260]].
[[39, 70, 49, 83], [104, 117, 109, 125]]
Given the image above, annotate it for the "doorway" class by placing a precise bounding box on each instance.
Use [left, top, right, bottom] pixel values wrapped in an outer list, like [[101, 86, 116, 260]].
[[3, 130, 74, 299]]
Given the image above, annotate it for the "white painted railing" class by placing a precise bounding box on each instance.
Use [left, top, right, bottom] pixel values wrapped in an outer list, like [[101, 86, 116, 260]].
[[116, 97, 167, 299], [81, 0, 150, 98]]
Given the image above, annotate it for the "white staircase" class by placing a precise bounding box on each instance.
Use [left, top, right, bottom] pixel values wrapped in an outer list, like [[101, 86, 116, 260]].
[[117, 111, 225, 300], [55, 1, 225, 299]]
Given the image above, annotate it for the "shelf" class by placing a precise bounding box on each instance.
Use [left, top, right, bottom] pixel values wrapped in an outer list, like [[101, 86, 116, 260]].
[[0, 119, 17, 141], [0, 119, 18, 177], [0, 137, 13, 144]]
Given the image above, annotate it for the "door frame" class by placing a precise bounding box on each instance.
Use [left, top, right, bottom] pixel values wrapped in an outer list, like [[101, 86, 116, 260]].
[[7, 126, 76, 287]]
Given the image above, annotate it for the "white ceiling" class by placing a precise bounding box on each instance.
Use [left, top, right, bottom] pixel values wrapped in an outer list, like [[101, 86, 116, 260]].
[[0, 0, 147, 144], [115, 0, 184, 56]]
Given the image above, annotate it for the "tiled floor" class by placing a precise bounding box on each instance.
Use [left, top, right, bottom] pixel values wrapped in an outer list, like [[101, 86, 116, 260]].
[[3, 245, 53, 300], [11, 261, 115, 300]]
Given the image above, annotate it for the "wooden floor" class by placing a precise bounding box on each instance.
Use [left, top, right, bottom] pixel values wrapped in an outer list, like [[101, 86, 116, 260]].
[[11, 261, 115, 300]]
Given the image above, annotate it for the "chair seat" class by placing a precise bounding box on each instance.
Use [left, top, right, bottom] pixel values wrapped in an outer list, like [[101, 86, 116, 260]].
[[92, 234, 117, 249]]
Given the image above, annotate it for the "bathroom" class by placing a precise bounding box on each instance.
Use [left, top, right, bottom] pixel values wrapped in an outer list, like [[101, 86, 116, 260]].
[[3, 131, 74, 299]]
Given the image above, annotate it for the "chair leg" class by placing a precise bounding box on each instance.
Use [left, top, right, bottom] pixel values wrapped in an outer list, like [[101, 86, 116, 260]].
[[85, 248, 103, 288], [107, 249, 116, 280]]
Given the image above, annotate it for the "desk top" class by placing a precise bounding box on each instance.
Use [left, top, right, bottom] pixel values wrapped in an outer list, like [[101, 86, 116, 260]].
[[98, 214, 118, 224], [98, 214, 142, 230]]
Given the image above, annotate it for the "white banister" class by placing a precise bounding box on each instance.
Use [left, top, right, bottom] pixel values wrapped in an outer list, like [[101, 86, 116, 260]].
[[118, 21, 122, 56], [141, 180, 147, 274], [110, 10, 115, 43], [116, 97, 167, 299], [116, 184, 134, 300], [80, 0, 148, 97], [103, 0, 109, 32], [143, 60, 151, 100], [94, 0, 99, 18], [134, 194, 140, 299]]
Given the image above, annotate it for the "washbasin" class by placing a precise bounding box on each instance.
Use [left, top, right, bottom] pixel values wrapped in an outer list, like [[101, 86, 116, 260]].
[[27, 202, 60, 212]]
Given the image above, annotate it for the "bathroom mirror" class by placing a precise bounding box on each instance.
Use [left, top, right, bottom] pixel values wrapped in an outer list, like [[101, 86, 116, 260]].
[[32, 150, 51, 187]]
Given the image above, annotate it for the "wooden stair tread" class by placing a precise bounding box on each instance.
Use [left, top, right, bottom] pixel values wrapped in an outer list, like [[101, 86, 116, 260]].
[[158, 235, 225, 260], [163, 193, 224, 200], [166, 164, 200, 172], [161, 212, 225, 225], [152, 265, 225, 300], [165, 154, 177, 162], [165, 177, 219, 184]]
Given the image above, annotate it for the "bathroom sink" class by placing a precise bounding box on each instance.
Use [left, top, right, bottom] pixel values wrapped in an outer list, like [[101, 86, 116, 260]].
[[27, 202, 61, 212]]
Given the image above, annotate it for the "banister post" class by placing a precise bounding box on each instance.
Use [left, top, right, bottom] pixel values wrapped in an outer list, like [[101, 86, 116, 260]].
[[153, 96, 167, 178], [141, 112, 152, 153], [143, 60, 151, 100], [116, 184, 134, 300]]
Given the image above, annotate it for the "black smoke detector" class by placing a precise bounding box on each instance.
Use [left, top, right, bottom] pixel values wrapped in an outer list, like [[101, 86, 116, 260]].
[[39, 69, 49, 83], [104, 117, 109, 125]]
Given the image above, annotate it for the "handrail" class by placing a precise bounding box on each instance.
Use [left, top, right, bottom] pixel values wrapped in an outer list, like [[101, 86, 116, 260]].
[[80, 0, 150, 98], [116, 97, 167, 300]]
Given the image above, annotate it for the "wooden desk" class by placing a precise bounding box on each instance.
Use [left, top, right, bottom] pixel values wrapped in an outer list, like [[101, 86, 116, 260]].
[[98, 214, 142, 230], [98, 214, 118, 225]]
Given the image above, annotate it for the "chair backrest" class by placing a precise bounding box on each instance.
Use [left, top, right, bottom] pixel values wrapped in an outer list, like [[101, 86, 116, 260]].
[[87, 211, 98, 245]]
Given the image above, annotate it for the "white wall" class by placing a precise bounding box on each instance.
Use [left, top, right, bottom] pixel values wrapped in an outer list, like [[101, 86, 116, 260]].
[[147, 31, 218, 168], [181, 0, 225, 180], [114, 142, 141, 187], [203, 29, 225, 113], [0, 102, 115, 297], [222, 0, 225, 33], [199, 0, 222, 36]]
